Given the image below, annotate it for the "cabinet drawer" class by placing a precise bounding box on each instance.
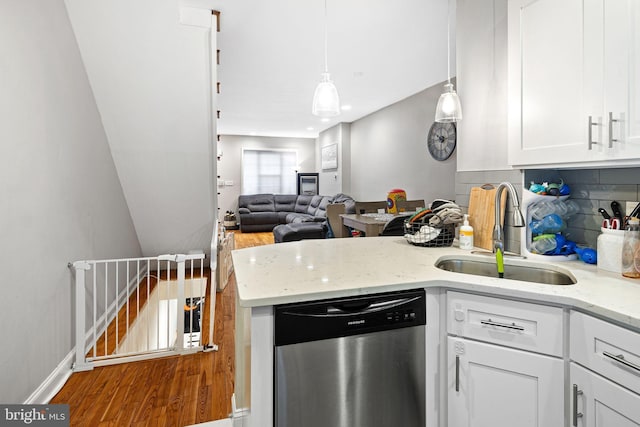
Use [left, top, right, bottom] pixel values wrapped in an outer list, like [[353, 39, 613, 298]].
[[447, 291, 564, 357], [571, 311, 640, 395]]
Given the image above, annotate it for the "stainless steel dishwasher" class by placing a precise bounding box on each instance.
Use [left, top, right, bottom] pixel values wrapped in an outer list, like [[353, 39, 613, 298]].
[[275, 289, 426, 427]]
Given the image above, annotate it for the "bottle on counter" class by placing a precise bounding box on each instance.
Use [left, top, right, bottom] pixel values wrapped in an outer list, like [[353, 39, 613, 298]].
[[530, 234, 557, 254], [621, 217, 640, 278], [459, 214, 474, 250]]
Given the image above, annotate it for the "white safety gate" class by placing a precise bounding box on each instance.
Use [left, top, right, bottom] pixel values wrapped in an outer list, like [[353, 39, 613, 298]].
[[69, 253, 212, 371]]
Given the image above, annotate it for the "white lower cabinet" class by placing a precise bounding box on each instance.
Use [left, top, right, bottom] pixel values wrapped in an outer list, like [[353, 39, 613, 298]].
[[570, 311, 640, 426], [571, 363, 640, 427], [447, 337, 564, 427], [446, 291, 565, 426]]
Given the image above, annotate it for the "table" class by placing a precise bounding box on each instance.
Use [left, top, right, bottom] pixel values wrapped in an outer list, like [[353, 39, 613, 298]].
[[339, 213, 390, 237]]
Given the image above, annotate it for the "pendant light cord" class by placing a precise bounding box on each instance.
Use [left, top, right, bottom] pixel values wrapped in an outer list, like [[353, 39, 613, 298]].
[[446, 0, 451, 84], [324, 0, 329, 73]]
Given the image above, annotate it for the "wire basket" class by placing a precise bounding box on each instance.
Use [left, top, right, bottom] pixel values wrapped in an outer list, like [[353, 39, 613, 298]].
[[403, 217, 456, 247]]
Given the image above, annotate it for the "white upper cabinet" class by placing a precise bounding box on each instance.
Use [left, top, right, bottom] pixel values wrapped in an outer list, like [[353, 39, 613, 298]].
[[599, 0, 640, 159], [508, 0, 640, 167]]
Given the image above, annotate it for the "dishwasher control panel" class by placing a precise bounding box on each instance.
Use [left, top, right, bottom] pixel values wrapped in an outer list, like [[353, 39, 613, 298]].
[[387, 310, 418, 323], [275, 289, 426, 346]]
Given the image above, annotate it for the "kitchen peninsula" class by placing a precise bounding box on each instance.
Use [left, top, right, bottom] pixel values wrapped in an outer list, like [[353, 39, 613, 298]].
[[231, 236, 640, 427]]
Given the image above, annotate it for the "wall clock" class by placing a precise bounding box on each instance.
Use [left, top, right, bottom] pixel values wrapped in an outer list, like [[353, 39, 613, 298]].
[[427, 122, 456, 161]]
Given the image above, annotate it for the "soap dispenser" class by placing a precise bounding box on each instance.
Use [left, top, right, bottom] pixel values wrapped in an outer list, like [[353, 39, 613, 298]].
[[460, 214, 474, 250]]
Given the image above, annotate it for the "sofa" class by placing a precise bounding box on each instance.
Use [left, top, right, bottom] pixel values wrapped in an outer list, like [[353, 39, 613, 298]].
[[237, 193, 355, 237]]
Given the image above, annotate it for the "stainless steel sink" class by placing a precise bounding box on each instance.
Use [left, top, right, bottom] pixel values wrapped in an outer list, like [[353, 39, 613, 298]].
[[435, 257, 576, 285]]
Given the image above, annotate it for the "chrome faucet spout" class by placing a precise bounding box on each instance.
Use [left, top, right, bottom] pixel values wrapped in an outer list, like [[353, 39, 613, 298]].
[[493, 182, 526, 278]]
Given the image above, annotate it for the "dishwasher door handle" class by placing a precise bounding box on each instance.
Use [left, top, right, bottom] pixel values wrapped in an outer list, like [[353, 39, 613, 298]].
[[283, 296, 422, 318]]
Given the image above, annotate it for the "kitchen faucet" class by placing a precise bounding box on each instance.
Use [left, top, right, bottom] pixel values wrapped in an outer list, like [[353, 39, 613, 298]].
[[493, 182, 526, 278]]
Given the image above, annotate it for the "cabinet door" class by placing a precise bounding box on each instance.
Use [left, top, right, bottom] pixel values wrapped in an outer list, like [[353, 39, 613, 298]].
[[508, 0, 595, 166], [448, 337, 564, 427], [602, 0, 640, 158], [571, 363, 640, 426]]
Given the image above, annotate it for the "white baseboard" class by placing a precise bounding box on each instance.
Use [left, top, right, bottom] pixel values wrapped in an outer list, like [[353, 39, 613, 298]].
[[24, 350, 74, 404]]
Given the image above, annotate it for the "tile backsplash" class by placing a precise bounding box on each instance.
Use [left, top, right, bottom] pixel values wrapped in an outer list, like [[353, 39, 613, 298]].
[[456, 167, 640, 254], [526, 168, 640, 249]]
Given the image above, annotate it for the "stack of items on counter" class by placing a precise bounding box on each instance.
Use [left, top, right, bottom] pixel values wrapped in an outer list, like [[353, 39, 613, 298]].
[[527, 181, 597, 264], [404, 199, 463, 247], [604, 201, 640, 278]]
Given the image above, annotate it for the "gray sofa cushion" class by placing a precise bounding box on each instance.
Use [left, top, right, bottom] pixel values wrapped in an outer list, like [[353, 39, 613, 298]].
[[294, 195, 314, 213], [306, 195, 324, 215], [274, 194, 297, 212], [286, 212, 318, 223], [238, 194, 275, 212]]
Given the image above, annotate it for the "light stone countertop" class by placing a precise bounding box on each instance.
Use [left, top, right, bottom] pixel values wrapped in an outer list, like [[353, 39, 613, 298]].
[[231, 236, 640, 330]]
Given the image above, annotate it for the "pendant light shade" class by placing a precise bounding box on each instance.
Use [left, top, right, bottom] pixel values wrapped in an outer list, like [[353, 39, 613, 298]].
[[435, 0, 462, 123], [312, 72, 340, 117], [312, 0, 340, 117], [435, 82, 462, 122]]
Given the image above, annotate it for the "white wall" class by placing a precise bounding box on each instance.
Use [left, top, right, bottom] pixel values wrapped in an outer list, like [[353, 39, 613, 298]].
[[456, 0, 511, 171], [217, 135, 316, 216], [317, 123, 351, 196], [0, 0, 141, 403], [348, 83, 458, 203], [64, 0, 216, 256]]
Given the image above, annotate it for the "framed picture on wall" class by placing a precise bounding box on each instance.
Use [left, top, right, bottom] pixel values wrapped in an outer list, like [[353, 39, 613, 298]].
[[321, 143, 338, 170]]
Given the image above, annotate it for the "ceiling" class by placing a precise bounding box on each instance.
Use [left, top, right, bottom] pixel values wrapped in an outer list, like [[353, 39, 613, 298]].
[[181, 0, 454, 138]]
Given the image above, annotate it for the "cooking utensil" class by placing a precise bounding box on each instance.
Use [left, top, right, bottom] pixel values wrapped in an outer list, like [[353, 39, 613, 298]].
[[611, 201, 623, 221], [598, 208, 611, 220], [468, 184, 506, 251], [629, 202, 640, 219]]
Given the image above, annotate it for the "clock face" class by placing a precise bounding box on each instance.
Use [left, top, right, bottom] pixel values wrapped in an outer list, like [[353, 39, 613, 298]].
[[427, 122, 456, 161]]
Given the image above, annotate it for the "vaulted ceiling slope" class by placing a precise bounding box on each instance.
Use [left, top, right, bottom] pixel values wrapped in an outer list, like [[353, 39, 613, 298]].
[[65, 0, 216, 256], [182, 0, 453, 137]]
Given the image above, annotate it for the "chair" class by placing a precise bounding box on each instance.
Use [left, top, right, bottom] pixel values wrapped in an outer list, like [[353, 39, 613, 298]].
[[326, 203, 348, 238], [396, 199, 426, 212], [355, 201, 388, 214]]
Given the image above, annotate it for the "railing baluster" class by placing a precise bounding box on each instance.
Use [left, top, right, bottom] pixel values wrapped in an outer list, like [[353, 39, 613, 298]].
[[115, 261, 119, 353], [92, 263, 97, 360], [104, 263, 108, 356]]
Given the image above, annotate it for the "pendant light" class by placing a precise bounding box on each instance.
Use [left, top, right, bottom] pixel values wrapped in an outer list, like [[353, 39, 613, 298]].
[[312, 0, 340, 117], [435, 0, 462, 123]]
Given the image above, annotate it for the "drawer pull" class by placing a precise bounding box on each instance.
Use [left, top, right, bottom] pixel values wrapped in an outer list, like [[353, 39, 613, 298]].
[[455, 355, 460, 392], [480, 318, 525, 331], [588, 116, 599, 150], [603, 351, 640, 373], [572, 384, 583, 426], [608, 112, 619, 148]]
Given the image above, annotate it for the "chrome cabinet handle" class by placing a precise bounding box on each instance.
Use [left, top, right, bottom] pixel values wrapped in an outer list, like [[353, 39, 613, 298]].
[[588, 116, 599, 150], [603, 351, 640, 373], [455, 355, 460, 392], [480, 318, 525, 331], [573, 384, 583, 426], [608, 112, 619, 148]]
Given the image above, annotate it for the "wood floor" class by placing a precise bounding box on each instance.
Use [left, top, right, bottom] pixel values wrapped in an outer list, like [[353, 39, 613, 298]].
[[51, 231, 274, 426]]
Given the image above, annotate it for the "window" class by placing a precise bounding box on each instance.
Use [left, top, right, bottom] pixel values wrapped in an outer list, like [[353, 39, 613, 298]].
[[241, 149, 297, 194]]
